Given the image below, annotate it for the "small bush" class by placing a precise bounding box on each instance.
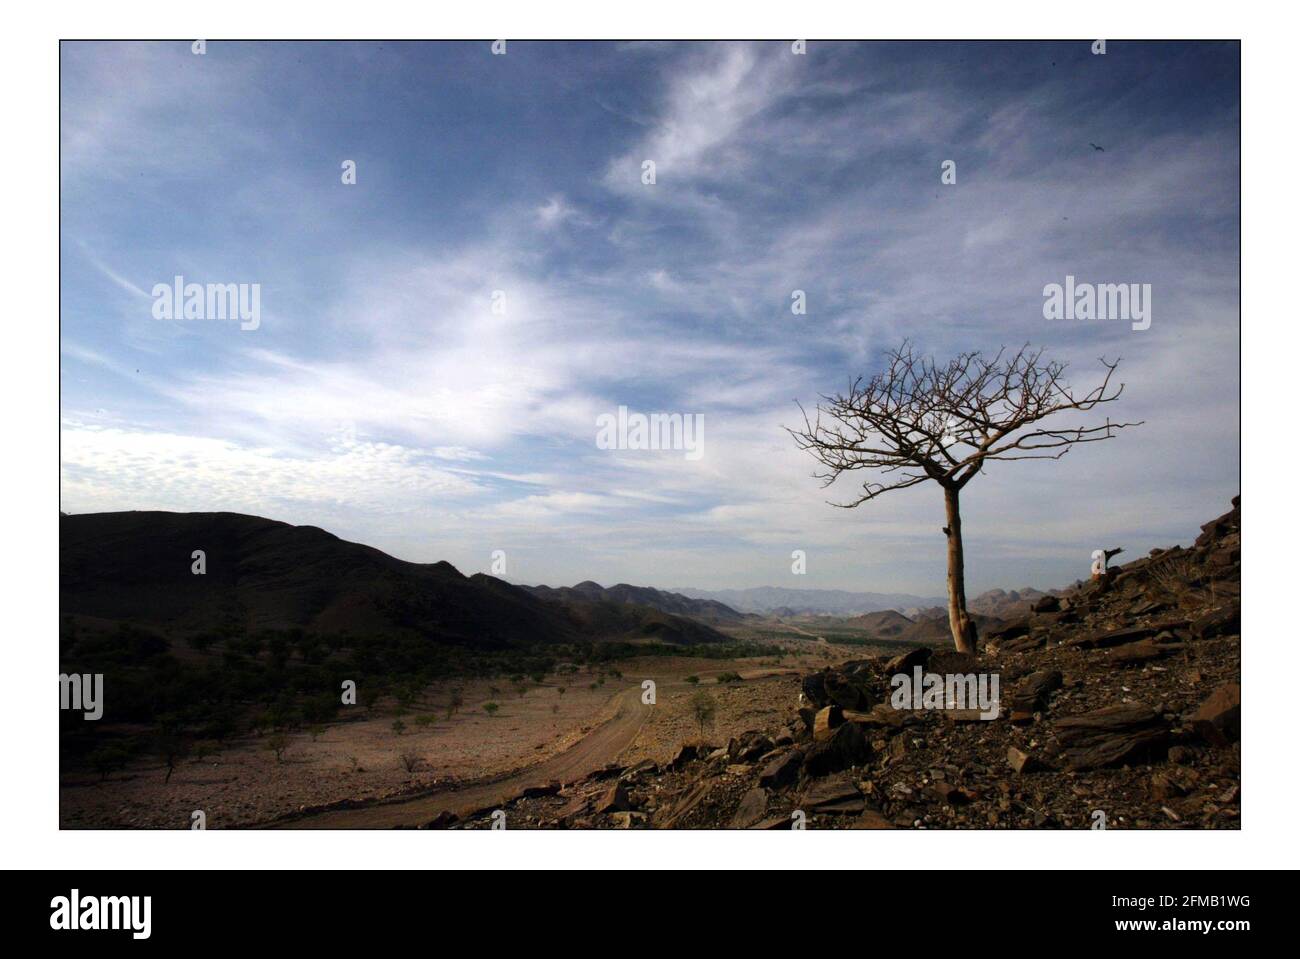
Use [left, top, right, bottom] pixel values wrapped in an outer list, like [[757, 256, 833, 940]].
[[266, 733, 290, 764]]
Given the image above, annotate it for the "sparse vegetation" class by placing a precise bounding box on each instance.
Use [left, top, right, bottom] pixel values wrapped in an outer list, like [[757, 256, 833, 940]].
[[156, 731, 189, 783], [689, 691, 717, 737], [57, 612, 780, 782], [446, 690, 464, 719], [88, 745, 130, 781], [266, 733, 290, 764]]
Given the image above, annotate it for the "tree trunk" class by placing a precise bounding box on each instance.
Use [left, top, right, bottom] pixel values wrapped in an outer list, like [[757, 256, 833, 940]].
[[943, 485, 979, 654]]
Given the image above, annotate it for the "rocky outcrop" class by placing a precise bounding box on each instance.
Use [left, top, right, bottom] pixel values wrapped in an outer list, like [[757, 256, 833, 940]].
[[445, 496, 1241, 831]]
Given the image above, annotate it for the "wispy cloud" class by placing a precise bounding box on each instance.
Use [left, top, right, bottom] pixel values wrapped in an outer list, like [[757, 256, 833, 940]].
[[59, 41, 1240, 593]]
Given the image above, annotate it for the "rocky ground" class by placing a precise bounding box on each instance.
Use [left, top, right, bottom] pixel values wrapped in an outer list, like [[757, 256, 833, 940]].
[[446, 497, 1241, 830]]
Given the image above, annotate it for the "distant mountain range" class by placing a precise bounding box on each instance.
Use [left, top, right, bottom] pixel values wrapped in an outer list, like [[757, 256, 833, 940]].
[[672, 585, 946, 616], [673, 584, 1059, 619], [60, 512, 727, 647], [964, 587, 1060, 620]]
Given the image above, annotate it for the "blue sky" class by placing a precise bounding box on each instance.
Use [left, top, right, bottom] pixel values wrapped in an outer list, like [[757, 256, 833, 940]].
[[59, 40, 1240, 595]]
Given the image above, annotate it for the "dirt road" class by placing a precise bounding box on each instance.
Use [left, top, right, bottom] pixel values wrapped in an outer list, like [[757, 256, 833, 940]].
[[277, 685, 650, 829], [275, 668, 796, 829]]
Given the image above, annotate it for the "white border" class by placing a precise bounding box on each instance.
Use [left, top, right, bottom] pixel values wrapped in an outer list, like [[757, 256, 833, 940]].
[[6, 1, 1293, 870]]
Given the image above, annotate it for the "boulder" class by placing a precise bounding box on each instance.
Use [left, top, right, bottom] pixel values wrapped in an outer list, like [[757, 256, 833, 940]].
[[758, 748, 804, 789], [801, 672, 830, 709], [727, 731, 775, 763], [1032, 595, 1061, 614], [730, 787, 769, 828], [801, 721, 870, 778], [1010, 669, 1063, 713], [823, 672, 874, 711], [1189, 683, 1240, 746], [667, 744, 699, 770], [595, 781, 631, 814], [813, 705, 845, 743], [1007, 746, 1035, 774], [1191, 604, 1240, 640], [1054, 704, 1169, 770]]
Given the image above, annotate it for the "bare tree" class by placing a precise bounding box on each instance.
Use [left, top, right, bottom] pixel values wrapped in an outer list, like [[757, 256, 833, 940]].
[[789, 342, 1140, 653]]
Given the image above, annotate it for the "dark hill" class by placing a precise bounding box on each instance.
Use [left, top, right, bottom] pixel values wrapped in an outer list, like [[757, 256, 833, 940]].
[[844, 609, 915, 638], [60, 512, 725, 648]]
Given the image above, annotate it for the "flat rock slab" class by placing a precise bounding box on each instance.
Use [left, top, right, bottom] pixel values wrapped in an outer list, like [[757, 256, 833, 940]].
[[730, 787, 769, 828], [1191, 604, 1240, 640], [1054, 704, 1169, 770], [998, 632, 1047, 653], [758, 748, 803, 789], [1101, 641, 1180, 666], [1061, 625, 1158, 650], [800, 777, 863, 812], [658, 777, 719, 829]]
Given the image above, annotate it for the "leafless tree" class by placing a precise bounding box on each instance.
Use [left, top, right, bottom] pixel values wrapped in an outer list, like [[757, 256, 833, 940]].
[[789, 342, 1140, 653]]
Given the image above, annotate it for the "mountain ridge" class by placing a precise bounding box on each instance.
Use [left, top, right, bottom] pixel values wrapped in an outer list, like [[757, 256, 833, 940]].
[[59, 511, 727, 647]]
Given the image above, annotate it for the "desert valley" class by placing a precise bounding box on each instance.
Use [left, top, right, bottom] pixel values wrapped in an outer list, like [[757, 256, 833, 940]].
[[59, 496, 1240, 830]]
